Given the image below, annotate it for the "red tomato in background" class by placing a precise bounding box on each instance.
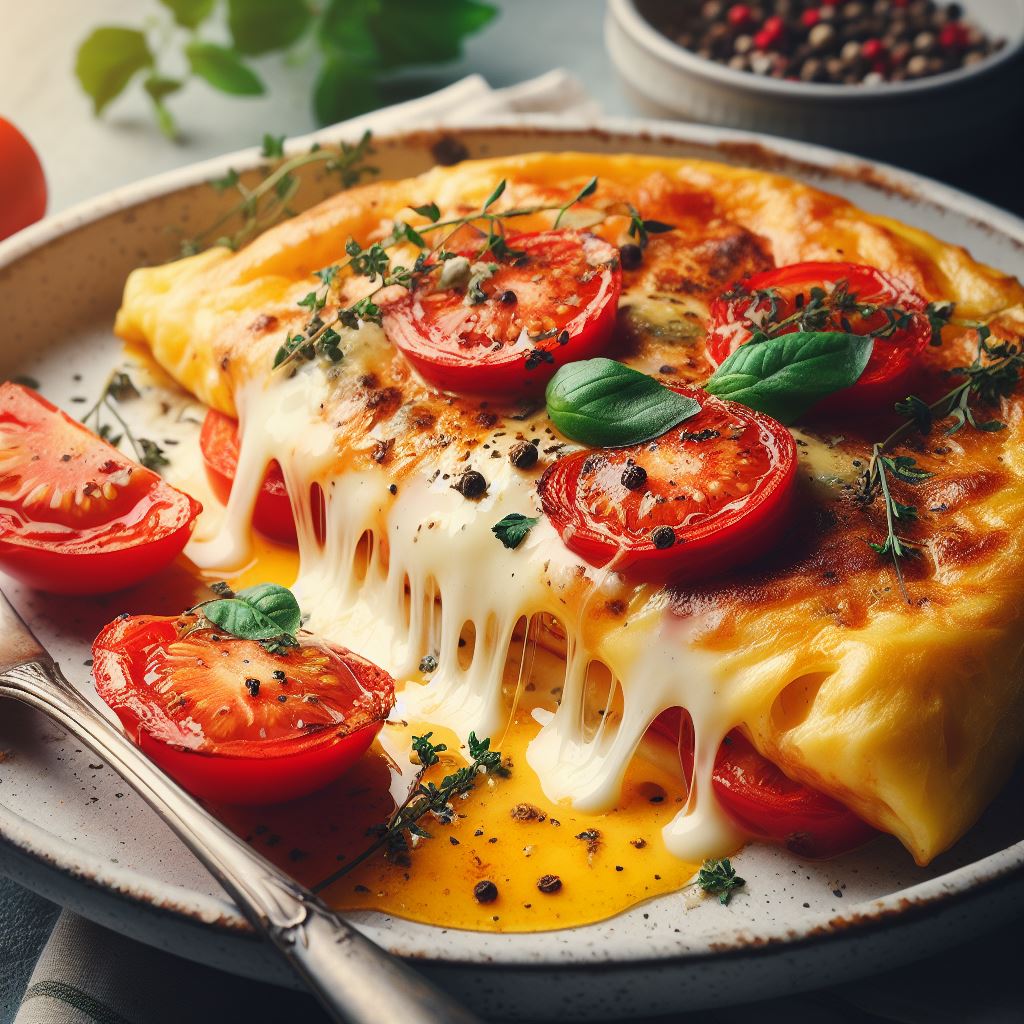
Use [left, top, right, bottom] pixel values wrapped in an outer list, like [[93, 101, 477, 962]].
[[382, 230, 621, 396], [0, 383, 201, 594], [652, 708, 876, 858], [538, 386, 797, 583], [0, 118, 46, 241], [93, 613, 395, 805]]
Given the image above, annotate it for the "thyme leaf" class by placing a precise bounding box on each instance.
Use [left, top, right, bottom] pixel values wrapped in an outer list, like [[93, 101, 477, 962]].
[[180, 129, 376, 257], [312, 731, 507, 893], [274, 176, 659, 374], [858, 319, 1021, 600]]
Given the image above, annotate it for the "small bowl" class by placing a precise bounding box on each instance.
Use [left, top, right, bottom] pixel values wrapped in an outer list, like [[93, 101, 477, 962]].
[[605, 0, 1024, 170]]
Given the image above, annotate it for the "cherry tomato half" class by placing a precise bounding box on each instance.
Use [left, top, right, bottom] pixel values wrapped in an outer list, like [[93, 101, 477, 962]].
[[0, 118, 46, 241], [93, 613, 395, 805], [652, 709, 876, 859], [382, 230, 621, 395], [200, 409, 296, 543], [0, 383, 201, 594], [707, 262, 930, 413], [538, 386, 797, 582]]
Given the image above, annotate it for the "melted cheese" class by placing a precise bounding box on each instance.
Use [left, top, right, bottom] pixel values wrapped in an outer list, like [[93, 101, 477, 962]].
[[189, 366, 744, 863], [116, 150, 1024, 874]]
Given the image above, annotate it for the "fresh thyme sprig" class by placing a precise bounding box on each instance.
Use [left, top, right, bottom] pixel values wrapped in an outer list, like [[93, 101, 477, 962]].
[[312, 731, 506, 893], [180, 130, 377, 257], [81, 370, 169, 471], [696, 858, 745, 905], [731, 279, 946, 346], [859, 318, 1024, 600], [273, 176, 614, 374], [859, 447, 932, 602]]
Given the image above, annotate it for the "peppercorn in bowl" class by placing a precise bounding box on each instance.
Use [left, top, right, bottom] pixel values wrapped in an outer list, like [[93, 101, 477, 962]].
[[606, 0, 1024, 168]]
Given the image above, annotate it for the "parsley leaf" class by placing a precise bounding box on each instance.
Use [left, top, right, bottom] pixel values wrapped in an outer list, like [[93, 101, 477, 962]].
[[492, 513, 540, 550], [697, 858, 745, 905]]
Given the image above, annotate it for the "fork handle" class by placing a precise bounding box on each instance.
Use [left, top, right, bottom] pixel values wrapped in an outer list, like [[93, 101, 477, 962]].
[[0, 657, 479, 1024]]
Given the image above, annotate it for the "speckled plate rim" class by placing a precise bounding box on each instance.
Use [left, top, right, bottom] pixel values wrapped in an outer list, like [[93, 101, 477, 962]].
[[0, 113, 1022, 971]]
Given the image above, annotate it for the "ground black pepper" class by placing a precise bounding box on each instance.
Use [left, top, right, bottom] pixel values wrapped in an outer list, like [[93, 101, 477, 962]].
[[619, 243, 643, 270], [651, 525, 676, 549], [454, 469, 488, 499], [509, 440, 539, 469], [473, 879, 499, 903], [620, 463, 648, 490]]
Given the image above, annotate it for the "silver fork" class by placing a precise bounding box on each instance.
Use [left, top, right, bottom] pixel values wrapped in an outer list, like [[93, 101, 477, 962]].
[[0, 590, 479, 1024]]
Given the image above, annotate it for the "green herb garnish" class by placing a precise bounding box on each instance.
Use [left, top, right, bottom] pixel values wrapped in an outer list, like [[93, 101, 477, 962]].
[[196, 582, 301, 651], [859, 450, 932, 602], [181, 130, 377, 257], [697, 858, 745, 905], [545, 359, 700, 447], [492, 513, 540, 550], [274, 177, 636, 373], [312, 731, 506, 892], [859, 320, 1022, 600], [81, 371, 171, 471], [705, 331, 874, 424]]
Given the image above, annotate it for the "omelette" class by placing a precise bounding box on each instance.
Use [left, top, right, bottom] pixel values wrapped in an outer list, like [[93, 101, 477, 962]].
[[114, 151, 1024, 873]]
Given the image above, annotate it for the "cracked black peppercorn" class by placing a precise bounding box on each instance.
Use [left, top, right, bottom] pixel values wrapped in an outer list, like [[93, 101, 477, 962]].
[[644, 0, 1002, 86], [651, 525, 676, 549], [620, 243, 643, 270], [244, 677, 260, 697], [509, 440, 539, 470], [620, 463, 647, 490], [537, 874, 562, 894], [454, 469, 487, 499], [498, 289, 517, 305], [473, 879, 499, 903]]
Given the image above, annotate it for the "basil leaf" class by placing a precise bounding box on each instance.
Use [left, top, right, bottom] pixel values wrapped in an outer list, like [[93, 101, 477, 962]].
[[204, 583, 301, 641], [546, 359, 700, 448], [704, 332, 875, 425]]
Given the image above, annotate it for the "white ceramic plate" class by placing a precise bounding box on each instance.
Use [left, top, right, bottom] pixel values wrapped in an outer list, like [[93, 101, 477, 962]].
[[0, 118, 1022, 1021]]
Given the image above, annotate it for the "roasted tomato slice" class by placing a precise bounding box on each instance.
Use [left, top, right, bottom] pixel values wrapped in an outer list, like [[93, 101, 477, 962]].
[[707, 262, 930, 412], [382, 230, 621, 395], [538, 386, 797, 582], [93, 613, 395, 805], [0, 383, 201, 595], [200, 409, 296, 543], [653, 709, 876, 859]]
